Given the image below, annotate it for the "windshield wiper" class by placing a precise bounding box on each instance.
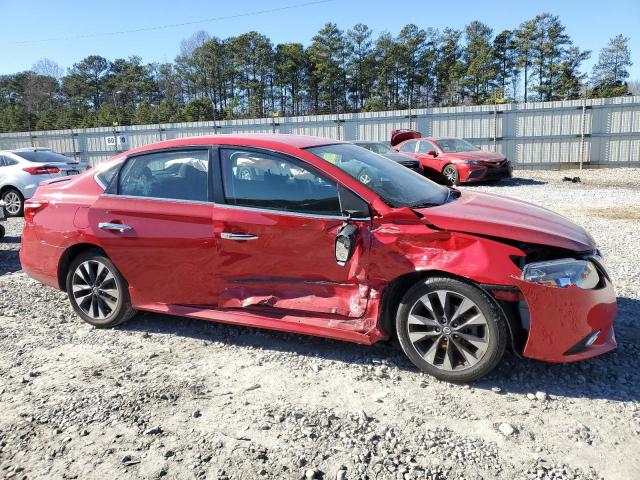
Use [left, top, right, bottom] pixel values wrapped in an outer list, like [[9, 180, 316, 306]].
[[408, 201, 440, 209]]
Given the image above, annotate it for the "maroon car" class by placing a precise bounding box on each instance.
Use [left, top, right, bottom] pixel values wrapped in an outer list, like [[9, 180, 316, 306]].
[[391, 130, 513, 185]]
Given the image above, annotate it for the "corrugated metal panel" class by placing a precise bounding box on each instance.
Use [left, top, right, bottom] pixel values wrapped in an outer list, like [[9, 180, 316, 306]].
[[1, 96, 639, 167]]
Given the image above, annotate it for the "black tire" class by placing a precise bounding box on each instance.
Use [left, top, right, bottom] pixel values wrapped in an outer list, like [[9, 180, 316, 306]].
[[442, 164, 460, 186], [66, 250, 136, 328], [396, 277, 507, 383], [2, 188, 24, 217]]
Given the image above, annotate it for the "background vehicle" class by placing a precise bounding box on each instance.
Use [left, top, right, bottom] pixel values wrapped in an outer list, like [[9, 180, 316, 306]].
[[351, 141, 422, 174], [390, 129, 513, 185], [20, 135, 616, 382], [0, 148, 90, 216]]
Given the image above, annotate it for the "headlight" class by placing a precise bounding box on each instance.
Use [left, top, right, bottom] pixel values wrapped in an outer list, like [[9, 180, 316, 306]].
[[522, 258, 600, 289], [463, 160, 482, 166]]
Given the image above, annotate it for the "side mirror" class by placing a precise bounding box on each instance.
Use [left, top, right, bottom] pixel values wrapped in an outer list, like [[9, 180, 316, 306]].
[[427, 150, 438, 157], [335, 223, 358, 266]]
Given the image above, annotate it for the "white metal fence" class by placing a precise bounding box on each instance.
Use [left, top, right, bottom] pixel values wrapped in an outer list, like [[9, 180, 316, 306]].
[[1, 96, 639, 169]]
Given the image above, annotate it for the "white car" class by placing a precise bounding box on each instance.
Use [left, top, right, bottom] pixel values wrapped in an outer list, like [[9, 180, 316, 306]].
[[0, 148, 90, 216]]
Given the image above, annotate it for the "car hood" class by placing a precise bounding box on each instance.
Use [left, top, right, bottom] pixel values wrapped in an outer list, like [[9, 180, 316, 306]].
[[415, 191, 596, 252], [444, 150, 506, 162]]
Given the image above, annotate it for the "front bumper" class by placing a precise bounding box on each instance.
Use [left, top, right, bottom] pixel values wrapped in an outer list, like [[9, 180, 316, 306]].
[[463, 162, 513, 182], [513, 276, 617, 363]]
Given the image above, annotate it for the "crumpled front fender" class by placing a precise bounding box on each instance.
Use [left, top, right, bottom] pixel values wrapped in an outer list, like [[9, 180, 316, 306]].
[[513, 277, 617, 362]]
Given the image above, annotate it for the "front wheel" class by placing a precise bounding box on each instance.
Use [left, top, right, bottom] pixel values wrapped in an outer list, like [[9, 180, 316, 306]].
[[442, 165, 460, 186], [396, 277, 507, 382], [66, 251, 136, 328], [2, 188, 24, 217]]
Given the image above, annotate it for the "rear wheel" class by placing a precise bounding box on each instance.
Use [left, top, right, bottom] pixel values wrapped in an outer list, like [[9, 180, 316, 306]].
[[66, 251, 136, 328], [442, 165, 460, 186], [2, 188, 24, 217], [396, 277, 507, 382]]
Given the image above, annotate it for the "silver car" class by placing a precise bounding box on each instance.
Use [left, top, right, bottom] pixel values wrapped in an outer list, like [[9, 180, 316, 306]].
[[0, 148, 90, 216]]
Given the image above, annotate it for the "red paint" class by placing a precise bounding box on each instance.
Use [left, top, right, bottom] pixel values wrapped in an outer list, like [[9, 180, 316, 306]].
[[514, 277, 617, 362], [391, 130, 512, 183], [19, 134, 616, 365], [416, 191, 596, 252]]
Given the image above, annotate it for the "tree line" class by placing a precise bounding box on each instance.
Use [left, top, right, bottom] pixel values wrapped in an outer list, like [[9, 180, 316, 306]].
[[0, 13, 634, 133]]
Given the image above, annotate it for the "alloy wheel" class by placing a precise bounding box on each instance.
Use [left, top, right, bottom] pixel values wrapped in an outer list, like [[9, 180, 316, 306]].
[[406, 289, 489, 371], [443, 166, 458, 184], [71, 260, 120, 320], [3, 191, 21, 215]]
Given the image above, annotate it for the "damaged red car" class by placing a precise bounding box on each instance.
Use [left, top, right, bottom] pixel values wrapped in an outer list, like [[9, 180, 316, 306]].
[[20, 135, 616, 382], [391, 129, 513, 185]]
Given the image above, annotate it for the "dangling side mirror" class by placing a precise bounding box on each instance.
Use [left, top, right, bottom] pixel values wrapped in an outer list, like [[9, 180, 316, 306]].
[[335, 223, 358, 266]]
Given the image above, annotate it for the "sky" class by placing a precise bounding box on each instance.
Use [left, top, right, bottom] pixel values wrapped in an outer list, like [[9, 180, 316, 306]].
[[1, 0, 638, 79]]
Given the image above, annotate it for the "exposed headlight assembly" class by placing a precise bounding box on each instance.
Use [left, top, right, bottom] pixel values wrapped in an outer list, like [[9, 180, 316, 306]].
[[522, 258, 600, 289]]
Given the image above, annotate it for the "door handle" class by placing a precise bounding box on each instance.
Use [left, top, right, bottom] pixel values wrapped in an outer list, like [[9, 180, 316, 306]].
[[98, 222, 132, 232], [220, 232, 259, 241]]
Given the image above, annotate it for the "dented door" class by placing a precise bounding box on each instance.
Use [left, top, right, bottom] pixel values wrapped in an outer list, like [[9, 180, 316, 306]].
[[211, 205, 370, 317]]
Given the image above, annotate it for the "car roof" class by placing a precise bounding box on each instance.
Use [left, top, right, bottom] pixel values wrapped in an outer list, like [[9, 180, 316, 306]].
[[122, 134, 345, 158]]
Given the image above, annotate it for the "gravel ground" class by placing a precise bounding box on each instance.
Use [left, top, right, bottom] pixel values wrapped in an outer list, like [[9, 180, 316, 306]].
[[1, 168, 639, 480]]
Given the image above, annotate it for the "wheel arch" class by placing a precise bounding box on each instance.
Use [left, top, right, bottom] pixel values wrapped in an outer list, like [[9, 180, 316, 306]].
[[378, 269, 523, 355], [0, 184, 23, 197], [57, 243, 108, 291]]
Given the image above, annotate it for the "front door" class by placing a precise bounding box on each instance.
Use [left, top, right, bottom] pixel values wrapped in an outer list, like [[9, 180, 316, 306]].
[[211, 147, 371, 318], [89, 148, 217, 307]]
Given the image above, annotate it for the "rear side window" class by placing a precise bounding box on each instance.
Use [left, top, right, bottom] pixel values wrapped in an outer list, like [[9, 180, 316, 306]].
[[13, 150, 72, 163], [118, 150, 209, 202], [399, 141, 417, 153], [220, 148, 341, 216], [417, 141, 437, 153], [0, 156, 18, 166]]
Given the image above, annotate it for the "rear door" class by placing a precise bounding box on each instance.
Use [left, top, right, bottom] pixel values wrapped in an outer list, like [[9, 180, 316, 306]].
[[210, 146, 372, 318], [88, 148, 217, 307]]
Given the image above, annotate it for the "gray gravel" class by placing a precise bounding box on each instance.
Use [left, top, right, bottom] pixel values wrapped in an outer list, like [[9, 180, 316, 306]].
[[1, 168, 639, 479]]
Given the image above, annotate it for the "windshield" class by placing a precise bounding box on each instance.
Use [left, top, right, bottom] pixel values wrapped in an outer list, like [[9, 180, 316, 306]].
[[357, 142, 394, 155], [306, 143, 450, 208], [435, 138, 479, 153], [13, 150, 74, 163]]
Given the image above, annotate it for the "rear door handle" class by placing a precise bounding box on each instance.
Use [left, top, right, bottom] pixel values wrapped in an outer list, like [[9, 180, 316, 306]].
[[98, 222, 132, 232], [220, 232, 259, 241]]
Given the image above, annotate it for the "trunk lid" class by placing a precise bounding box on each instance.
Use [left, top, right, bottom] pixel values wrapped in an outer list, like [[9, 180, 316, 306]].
[[390, 129, 421, 146]]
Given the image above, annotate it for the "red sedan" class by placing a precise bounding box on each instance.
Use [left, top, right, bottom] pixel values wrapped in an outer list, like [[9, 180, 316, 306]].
[[391, 129, 513, 185], [20, 135, 616, 382]]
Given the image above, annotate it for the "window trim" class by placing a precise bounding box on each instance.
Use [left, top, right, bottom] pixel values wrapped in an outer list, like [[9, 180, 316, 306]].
[[98, 144, 371, 221], [214, 145, 371, 220], [108, 146, 213, 202]]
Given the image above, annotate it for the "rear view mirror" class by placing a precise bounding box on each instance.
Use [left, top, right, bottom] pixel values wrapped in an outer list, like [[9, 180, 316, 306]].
[[335, 223, 357, 266]]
